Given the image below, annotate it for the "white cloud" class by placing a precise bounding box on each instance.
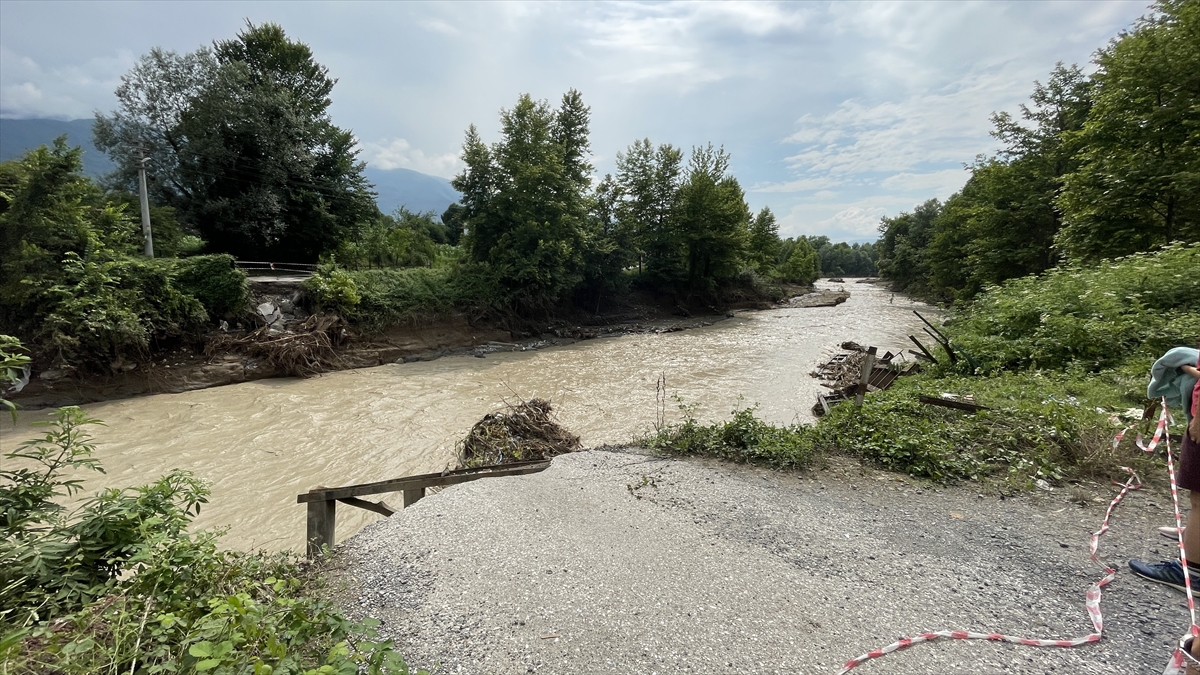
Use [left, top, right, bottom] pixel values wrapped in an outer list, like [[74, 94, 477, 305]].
[[360, 137, 460, 178], [880, 168, 968, 195], [418, 18, 459, 37], [781, 71, 1021, 177], [776, 195, 938, 242], [815, 205, 890, 238], [0, 46, 132, 118], [750, 174, 847, 194]]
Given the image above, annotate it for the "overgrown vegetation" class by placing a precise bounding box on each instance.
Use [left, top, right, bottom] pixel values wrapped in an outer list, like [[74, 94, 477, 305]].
[[0, 340, 423, 674], [646, 401, 819, 471], [945, 243, 1200, 373], [650, 244, 1192, 485], [0, 140, 250, 373]]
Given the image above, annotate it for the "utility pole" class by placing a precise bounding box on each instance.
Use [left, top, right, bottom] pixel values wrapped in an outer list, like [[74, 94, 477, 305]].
[[137, 149, 154, 258]]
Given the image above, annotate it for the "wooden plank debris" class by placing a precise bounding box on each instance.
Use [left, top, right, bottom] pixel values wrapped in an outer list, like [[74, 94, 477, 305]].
[[918, 394, 990, 413]]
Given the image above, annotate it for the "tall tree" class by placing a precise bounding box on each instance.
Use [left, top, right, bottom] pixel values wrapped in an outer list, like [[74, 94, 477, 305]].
[[778, 237, 820, 285], [614, 139, 684, 278], [452, 90, 593, 308], [747, 207, 781, 275], [1057, 0, 1200, 260], [876, 199, 941, 293], [95, 22, 376, 261], [675, 144, 750, 293], [93, 47, 217, 206]]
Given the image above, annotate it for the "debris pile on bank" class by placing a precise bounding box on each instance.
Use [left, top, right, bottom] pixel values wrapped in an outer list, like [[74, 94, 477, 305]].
[[457, 398, 581, 468], [811, 342, 917, 416], [205, 313, 348, 378]]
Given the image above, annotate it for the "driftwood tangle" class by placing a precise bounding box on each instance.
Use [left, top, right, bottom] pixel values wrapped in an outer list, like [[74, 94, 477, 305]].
[[205, 313, 347, 377], [457, 398, 581, 469]]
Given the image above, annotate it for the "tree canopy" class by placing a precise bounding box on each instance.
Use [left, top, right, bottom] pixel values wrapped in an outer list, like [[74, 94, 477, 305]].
[[877, 0, 1200, 301], [95, 22, 376, 262], [451, 91, 593, 309]]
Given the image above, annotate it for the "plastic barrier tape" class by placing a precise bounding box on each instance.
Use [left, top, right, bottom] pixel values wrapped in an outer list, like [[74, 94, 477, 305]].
[[836, 402, 1198, 674]]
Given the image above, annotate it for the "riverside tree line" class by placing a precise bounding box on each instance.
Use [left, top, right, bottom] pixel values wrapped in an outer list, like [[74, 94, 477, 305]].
[[1, 21, 878, 372], [877, 0, 1199, 302]]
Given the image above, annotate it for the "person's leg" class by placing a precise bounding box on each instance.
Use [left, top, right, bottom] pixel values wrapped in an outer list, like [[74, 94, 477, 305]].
[[1188, 491, 1200, 568], [1131, 418, 1200, 590]]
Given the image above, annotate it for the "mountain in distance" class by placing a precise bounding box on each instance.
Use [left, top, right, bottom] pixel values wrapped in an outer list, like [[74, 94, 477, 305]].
[[0, 118, 115, 176], [0, 118, 461, 217], [364, 166, 459, 217]]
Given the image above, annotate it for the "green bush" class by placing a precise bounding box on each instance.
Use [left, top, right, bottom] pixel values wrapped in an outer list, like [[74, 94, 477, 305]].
[[172, 254, 249, 318], [1, 142, 241, 372], [0, 407, 425, 675], [351, 267, 456, 327], [305, 267, 362, 316], [38, 255, 207, 369], [307, 264, 501, 330], [647, 402, 818, 471], [946, 243, 1200, 373]]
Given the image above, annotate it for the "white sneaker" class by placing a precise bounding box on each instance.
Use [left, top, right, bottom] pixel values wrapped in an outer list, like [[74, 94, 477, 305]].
[[1159, 526, 1186, 539]]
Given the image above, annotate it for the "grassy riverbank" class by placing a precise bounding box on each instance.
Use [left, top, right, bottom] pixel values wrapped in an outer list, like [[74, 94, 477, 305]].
[[649, 244, 1200, 487]]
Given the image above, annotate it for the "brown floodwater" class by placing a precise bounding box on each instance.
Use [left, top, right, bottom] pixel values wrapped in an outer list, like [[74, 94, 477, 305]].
[[1, 281, 936, 552]]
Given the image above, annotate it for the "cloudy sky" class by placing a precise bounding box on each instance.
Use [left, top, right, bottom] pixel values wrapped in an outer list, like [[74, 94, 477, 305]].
[[0, 1, 1149, 241]]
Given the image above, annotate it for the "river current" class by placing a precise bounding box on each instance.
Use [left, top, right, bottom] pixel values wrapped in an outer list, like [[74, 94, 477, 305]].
[[2, 281, 935, 552]]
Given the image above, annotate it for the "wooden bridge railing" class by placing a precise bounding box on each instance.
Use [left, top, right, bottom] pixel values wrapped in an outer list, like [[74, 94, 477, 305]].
[[296, 460, 551, 558]]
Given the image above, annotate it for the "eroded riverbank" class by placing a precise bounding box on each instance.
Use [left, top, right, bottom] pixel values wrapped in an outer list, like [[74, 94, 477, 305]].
[[10, 281, 819, 410]]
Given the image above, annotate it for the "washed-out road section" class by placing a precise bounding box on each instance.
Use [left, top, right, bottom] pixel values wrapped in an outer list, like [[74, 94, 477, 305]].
[[332, 449, 1185, 674]]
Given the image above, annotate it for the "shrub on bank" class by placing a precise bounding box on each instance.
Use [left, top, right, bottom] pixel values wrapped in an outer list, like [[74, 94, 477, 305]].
[[945, 243, 1200, 373], [306, 263, 504, 330], [172, 254, 249, 319], [0, 406, 424, 675], [648, 369, 1152, 485], [1, 140, 252, 373], [647, 403, 819, 471], [37, 255, 209, 370]]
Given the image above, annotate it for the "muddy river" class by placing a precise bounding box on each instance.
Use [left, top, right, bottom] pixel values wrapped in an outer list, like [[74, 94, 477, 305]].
[[1, 281, 935, 552]]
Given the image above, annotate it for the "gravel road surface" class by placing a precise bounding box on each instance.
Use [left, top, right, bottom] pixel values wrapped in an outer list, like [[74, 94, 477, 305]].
[[331, 449, 1189, 674]]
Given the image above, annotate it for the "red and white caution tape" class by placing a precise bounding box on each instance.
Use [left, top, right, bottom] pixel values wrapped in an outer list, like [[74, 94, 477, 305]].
[[836, 401, 1199, 675]]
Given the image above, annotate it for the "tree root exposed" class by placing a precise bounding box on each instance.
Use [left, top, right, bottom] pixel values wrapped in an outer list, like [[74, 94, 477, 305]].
[[457, 398, 581, 469]]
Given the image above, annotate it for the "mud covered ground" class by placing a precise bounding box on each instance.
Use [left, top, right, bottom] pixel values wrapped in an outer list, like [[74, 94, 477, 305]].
[[329, 449, 1188, 675]]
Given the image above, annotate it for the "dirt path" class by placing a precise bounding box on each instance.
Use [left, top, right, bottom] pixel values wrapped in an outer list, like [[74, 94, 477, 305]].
[[330, 449, 1185, 675]]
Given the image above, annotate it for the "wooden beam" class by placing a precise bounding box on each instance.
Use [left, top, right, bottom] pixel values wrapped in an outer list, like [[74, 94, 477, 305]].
[[297, 460, 550, 504], [918, 394, 990, 413], [306, 499, 336, 558], [337, 496, 396, 517], [854, 346, 878, 407], [913, 310, 949, 342], [403, 487, 426, 508], [908, 336, 938, 364]]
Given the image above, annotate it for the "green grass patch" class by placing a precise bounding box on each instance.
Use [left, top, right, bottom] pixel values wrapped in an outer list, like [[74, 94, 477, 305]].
[[648, 368, 1160, 486], [645, 402, 819, 471]]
